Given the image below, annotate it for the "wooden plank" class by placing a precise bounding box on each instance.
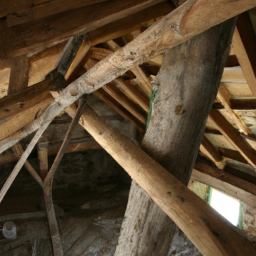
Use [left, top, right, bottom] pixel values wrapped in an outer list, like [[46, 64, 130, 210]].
[[192, 161, 256, 207], [28, 42, 66, 86], [8, 55, 29, 95], [217, 83, 253, 135], [218, 147, 247, 164], [209, 108, 256, 167], [0, 0, 166, 59], [0, 97, 52, 142], [0, 121, 50, 204], [89, 47, 151, 107], [200, 135, 226, 169], [6, 0, 110, 27], [107, 40, 152, 98], [230, 98, 256, 110], [0, 74, 56, 120], [232, 13, 256, 98], [65, 37, 91, 81], [56, 35, 87, 76], [114, 78, 149, 112], [103, 83, 147, 124], [84, 58, 147, 125], [221, 66, 246, 83], [0, 0, 255, 153], [64, 103, 256, 256]]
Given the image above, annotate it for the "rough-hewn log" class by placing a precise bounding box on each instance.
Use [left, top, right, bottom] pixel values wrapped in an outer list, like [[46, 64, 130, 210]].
[[115, 18, 238, 256], [64, 103, 256, 256], [192, 161, 256, 207], [0, 0, 256, 153]]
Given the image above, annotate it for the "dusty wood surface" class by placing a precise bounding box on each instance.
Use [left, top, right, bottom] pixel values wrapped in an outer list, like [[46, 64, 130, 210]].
[[115, 18, 237, 256], [63, 102, 256, 256], [0, 0, 255, 154]]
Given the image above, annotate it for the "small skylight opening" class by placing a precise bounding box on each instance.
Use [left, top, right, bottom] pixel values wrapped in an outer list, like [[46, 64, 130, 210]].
[[209, 188, 240, 226]]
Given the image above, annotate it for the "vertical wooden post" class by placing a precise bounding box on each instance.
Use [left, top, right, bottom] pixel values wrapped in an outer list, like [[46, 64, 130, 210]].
[[115, 18, 240, 255]]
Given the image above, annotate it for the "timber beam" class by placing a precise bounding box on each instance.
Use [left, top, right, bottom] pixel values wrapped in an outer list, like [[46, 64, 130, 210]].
[[209, 108, 256, 167]]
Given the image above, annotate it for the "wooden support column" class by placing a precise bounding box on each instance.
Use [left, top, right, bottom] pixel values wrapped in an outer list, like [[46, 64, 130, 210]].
[[115, 19, 239, 256]]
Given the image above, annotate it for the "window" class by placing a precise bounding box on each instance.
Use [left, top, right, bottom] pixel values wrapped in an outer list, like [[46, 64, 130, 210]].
[[209, 188, 241, 227]]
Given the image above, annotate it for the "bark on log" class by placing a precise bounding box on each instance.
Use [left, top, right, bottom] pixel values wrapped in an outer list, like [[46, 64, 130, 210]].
[[0, 0, 255, 153], [115, 19, 239, 256]]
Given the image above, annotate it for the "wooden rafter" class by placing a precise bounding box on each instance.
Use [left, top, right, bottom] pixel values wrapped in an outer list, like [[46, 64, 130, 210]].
[[232, 12, 256, 98], [216, 83, 253, 136], [209, 108, 256, 167]]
